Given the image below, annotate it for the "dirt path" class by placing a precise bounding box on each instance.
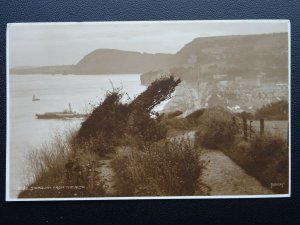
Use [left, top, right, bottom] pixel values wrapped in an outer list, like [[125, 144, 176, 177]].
[[97, 154, 117, 196], [199, 149, 274, 195], [96, 147, 131, 196], [96, 131, 274, 196], [176, 131, 274, 195]]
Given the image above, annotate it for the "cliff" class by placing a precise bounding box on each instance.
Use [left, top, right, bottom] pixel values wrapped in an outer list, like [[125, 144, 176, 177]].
[[74, 49, 177, 74], [10, 33, 288, 84], [140, 32, 289, 85]]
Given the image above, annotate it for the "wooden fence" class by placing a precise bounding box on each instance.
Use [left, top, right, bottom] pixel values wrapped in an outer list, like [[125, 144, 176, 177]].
[[234, 117, 289, 145]]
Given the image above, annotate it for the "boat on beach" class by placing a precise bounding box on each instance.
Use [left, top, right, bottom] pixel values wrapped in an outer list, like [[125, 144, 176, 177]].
[[35, 104, 89, 119]]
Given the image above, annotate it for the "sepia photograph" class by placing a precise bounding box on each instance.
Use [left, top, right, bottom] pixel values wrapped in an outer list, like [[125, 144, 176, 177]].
[[6, 20, 290, 200]]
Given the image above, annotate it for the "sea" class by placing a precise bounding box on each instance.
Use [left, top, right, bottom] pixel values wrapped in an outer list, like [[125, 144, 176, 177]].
[[8, 74, 152, 199]]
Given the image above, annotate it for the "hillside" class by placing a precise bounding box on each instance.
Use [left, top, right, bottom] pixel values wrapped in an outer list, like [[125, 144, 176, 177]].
[[74, 49, 177, 74], [141, 32, 288, 85], [10, 33, 288, 83]]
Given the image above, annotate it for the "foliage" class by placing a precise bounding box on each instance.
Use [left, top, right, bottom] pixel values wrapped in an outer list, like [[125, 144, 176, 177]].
[[76, 76, 181, 153], [78, 90, 130, 141], [185, 108, 205, 124], [20, 76, 182, 198], [160, 117, 188, 137], [195, 107, 239, 149], [18, 130, 107, 198], [236, 111, 254, 120], [111, 138, 205, 196], [127, 110, 167, 150], [230, 134, 289, 193], [193, 106, 289, 193], [255, 100, 288, 120], [167, 110, 183, 119], [130, 76, 181, 113]]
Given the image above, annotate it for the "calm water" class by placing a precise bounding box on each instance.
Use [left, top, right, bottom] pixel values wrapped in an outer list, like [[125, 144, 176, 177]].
[[8, 74, 147, 199]]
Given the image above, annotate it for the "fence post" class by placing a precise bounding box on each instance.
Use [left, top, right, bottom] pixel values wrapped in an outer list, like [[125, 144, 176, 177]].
[[260, 118, 264, 136], [243, 117, 248, 141], [249, 120, 253, 140]]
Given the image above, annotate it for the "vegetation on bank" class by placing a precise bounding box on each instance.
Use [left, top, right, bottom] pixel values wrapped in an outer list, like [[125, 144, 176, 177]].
[[228, 134, 289, 193], [19, 75, 289, 198], [76, 76, 181, 149], [19, 130, 107, 198], [194, 107, 289, 194], [19, 76, 207, 198], [255, 100, 288, 120], [195, 107, 239, 150], [111, 138, 205, 196]]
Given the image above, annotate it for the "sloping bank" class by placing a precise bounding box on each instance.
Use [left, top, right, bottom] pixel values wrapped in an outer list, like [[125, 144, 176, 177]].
[[175, 131, 273, 195], [19, 76, 207, 198], [194, 107, 289, 194]]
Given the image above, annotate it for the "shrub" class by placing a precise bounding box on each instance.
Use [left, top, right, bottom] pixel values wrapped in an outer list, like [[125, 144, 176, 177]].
[[18, 130, 107, 198], [195, 107, 239, 149], [245, 134, 287, 171], [185, 109, 205, 124], [160, 117, 189, 137], [236, 111, 254, 120], [245, 134, 288, 192], [127, 110, 167, 150], [19, 76, 183, 198], [167, 110, 183, 119], [229, 133, 289, 193], [111, 138, 205, 196], [76, 76, 181, 153], [77, 90, 130, 142], [23, 132, 72, 186], [255, 100, 288, 120], [73, 132, 115, 156]]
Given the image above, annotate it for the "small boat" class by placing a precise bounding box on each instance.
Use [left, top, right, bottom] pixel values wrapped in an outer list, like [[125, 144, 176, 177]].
[[35, 104, 89, 119], [32, 95, 40, 101]]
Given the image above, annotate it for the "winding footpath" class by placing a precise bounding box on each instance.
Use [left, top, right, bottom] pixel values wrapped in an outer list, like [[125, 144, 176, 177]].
[[179, 131, 274, 195], [97, 130, 274, 196], [199, 149, 274, 195], [97, 153, 117, 196]]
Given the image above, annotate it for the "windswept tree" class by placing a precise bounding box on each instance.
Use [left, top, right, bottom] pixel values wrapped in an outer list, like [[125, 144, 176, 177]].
[[130, 76, 181, 113], [76, 76, 181, 152], [77, 90, 130, 141]]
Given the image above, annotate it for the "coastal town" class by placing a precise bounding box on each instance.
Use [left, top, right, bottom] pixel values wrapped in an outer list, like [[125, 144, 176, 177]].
[[161, 52, 288, 116]]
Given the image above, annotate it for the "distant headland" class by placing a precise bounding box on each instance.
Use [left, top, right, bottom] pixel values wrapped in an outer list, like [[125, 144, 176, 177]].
[[10, 32, 288, 86]]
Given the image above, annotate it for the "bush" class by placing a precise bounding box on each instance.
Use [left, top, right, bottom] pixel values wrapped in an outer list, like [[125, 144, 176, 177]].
[[18, 130, 107, 198], [160, 117, 189, 137], [255, 100, 288, 120], [185, 109, 205, 124], [229, 134, 289, 193], [73, 132, 116, 156], [127, 110, 167, 150], [167, 110, 183, 119], [19, 76, 183, 198], [111, 138, 205, 196], [195, 107, 239, 149], [236, 111, 254, 120], [245, 134, 288, 192], [77, 90, 130, 142], [76, 76, 181, 153]]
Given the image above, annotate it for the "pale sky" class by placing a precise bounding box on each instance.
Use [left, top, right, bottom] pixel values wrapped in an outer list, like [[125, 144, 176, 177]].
[[8, 20, 289, 68]]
